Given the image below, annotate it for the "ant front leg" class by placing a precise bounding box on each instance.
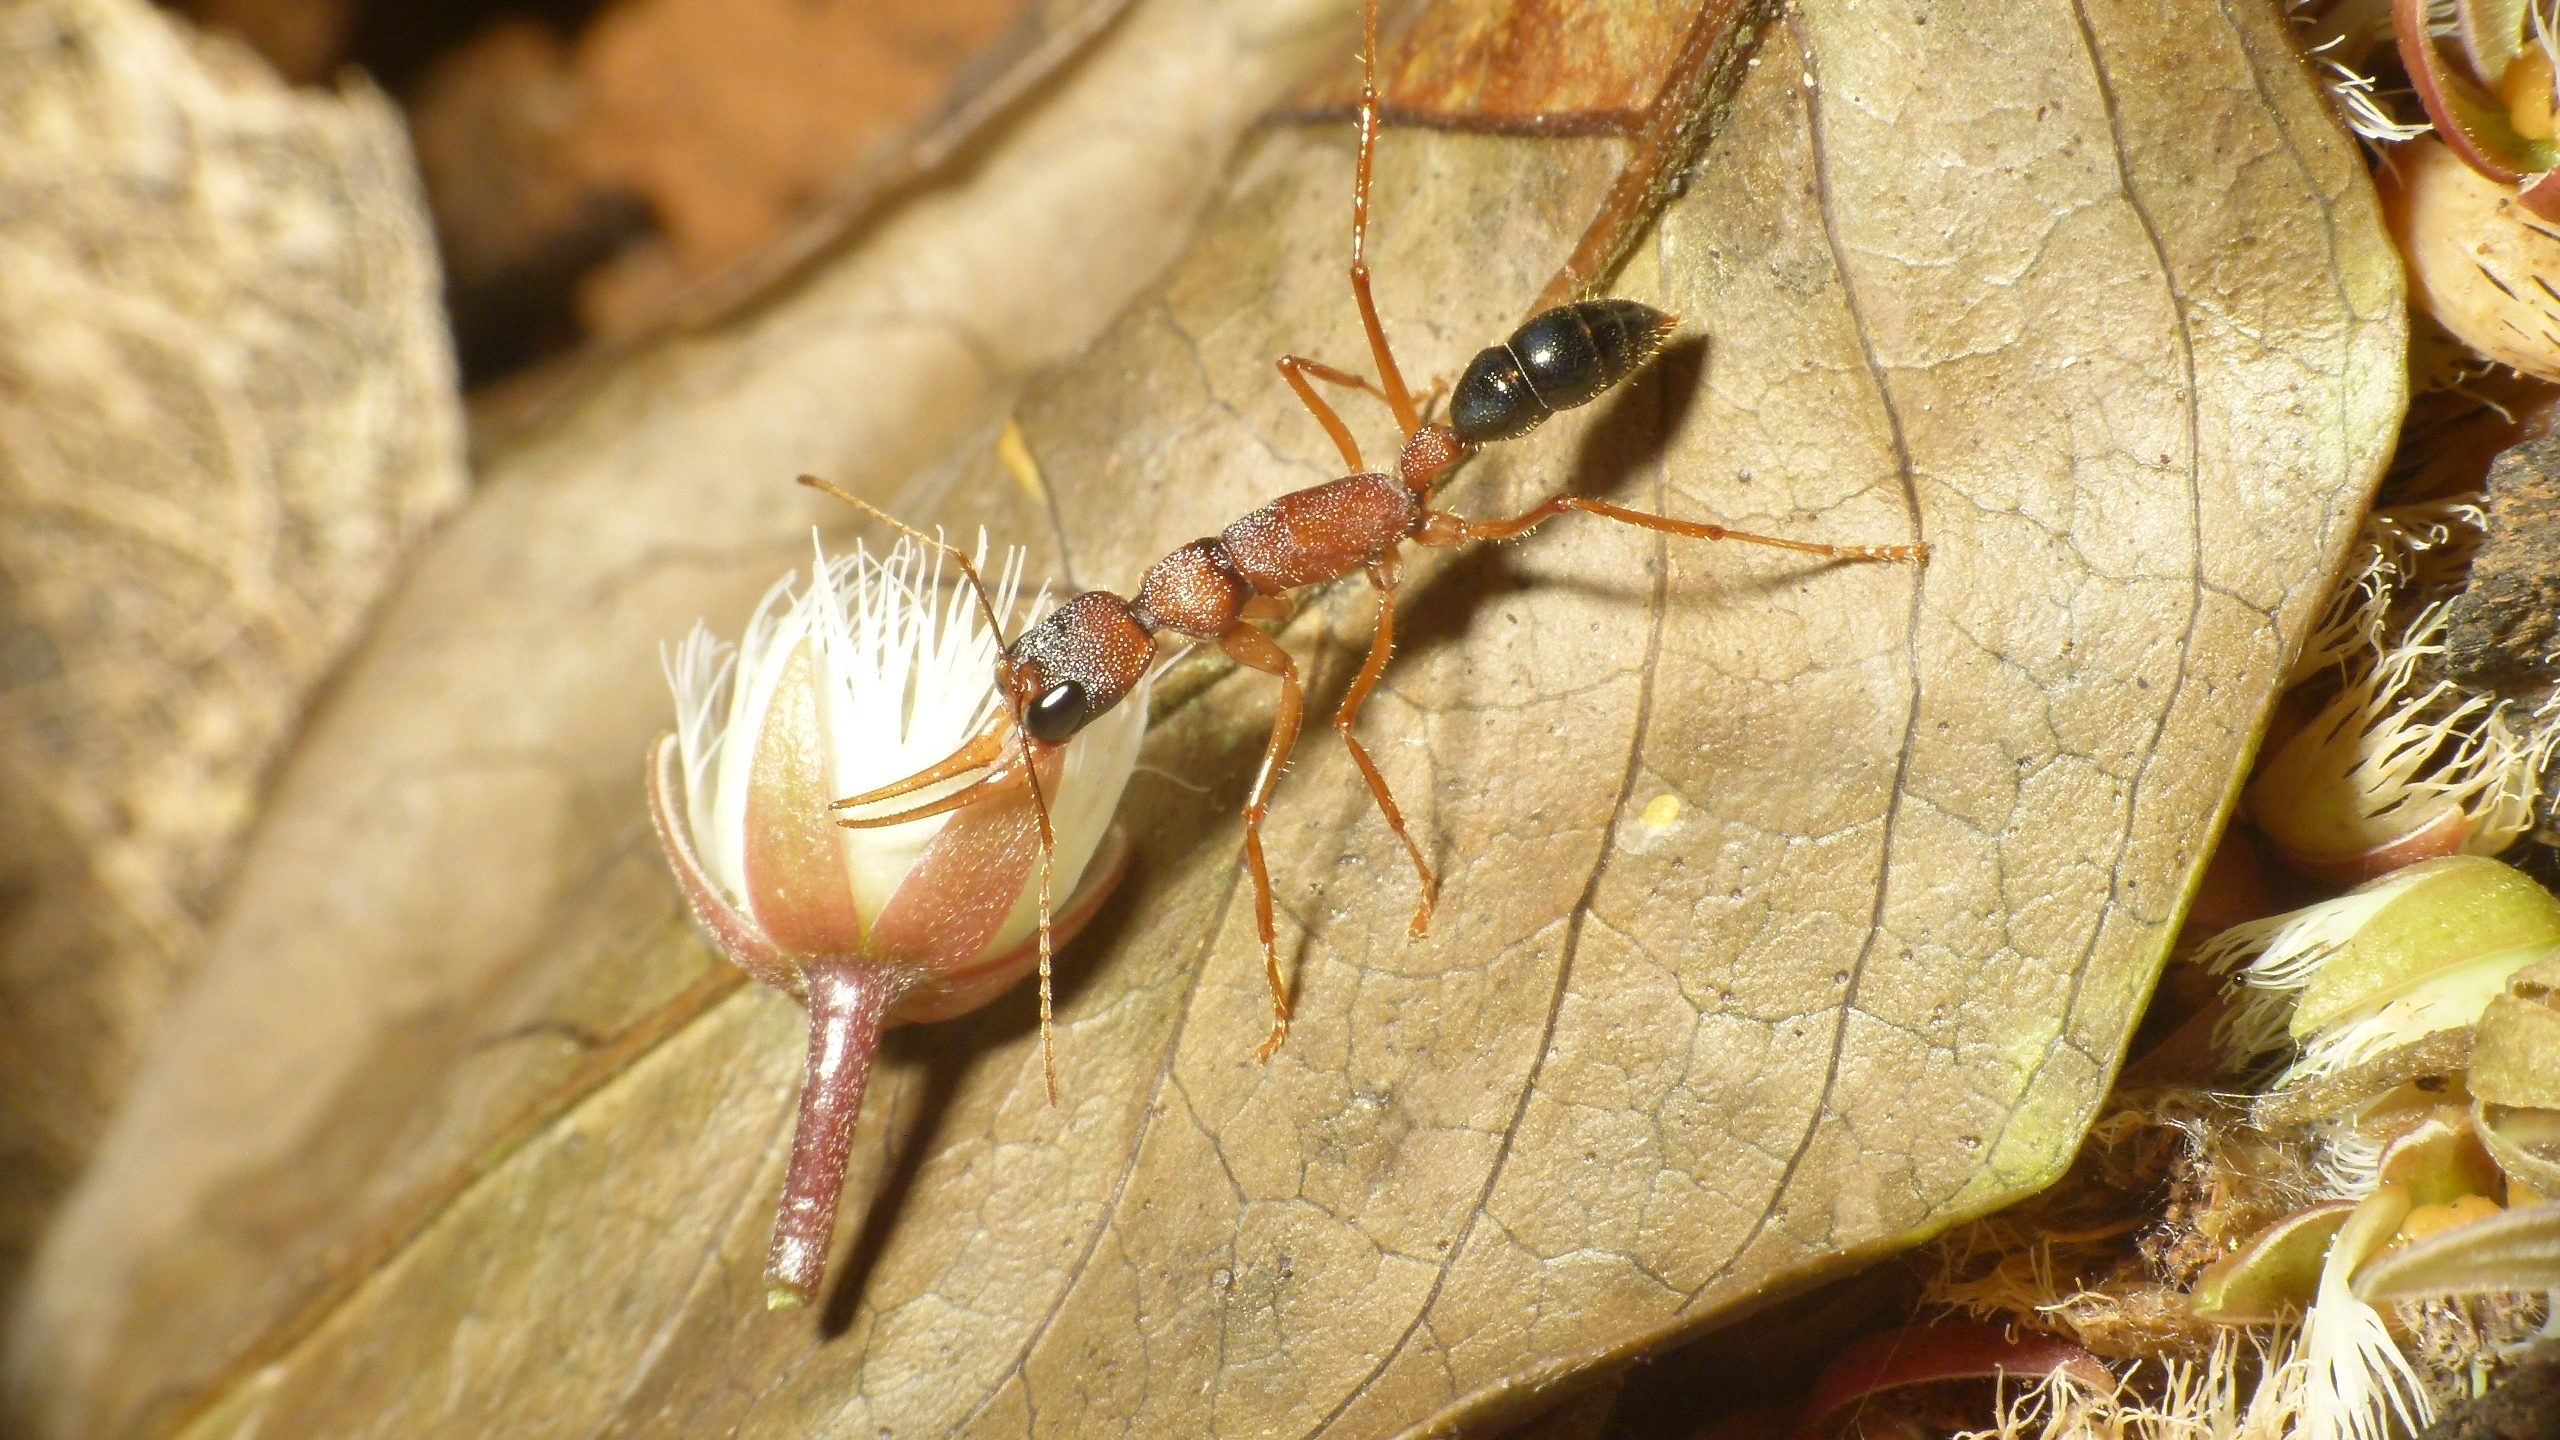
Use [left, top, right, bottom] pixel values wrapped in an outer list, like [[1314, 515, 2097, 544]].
[[1219, 623, 1306, 1062], [1348, 0, 1420, 437], [1335, 554, 1435, 936], [1417, 494, 1929, 565], [1277, 356, 1391, 472]]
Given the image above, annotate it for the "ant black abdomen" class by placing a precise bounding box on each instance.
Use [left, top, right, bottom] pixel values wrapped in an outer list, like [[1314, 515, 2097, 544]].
[[1449, 298, 1678, 446]]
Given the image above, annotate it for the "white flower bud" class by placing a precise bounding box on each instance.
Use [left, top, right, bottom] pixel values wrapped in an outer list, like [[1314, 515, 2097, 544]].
[[646, 534, 1146, 1308]]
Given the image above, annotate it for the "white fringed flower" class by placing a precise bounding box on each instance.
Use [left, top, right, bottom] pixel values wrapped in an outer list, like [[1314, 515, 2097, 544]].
[[2286, 498, 2483, 685], [646, 533, 1147, 1309], [2248, 595, 2556, 882], [658, 537, 1144, 997], [2289, 1, 2431, 148], [2199, 867, 2437, 1071], [2201, 855, 2560, 1088]]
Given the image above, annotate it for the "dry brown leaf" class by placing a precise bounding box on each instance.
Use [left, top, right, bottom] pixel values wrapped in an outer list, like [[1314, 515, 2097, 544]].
[[5, 0, 2402, 1436], [566, 0, 1035, 274], [0, 0, 463, 1312]]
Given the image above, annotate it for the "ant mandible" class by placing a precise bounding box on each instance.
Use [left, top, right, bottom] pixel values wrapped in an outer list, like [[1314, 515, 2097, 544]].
[[806, 0, 1926, 1075]]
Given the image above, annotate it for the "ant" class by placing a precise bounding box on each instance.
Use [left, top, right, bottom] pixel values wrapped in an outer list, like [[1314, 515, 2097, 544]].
[[806, 0, 1926, 1075]]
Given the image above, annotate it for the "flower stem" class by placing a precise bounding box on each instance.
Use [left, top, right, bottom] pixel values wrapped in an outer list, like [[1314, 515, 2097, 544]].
[[764, 963, 894, 1310]]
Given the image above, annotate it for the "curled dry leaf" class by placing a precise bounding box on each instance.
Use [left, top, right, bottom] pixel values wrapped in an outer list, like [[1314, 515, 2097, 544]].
[[2472, 952, 2560, 1108], [2191, 1199, 2359, 1323], [2353, 1196, 2560, 1302], [7, 0, 2401, 1437], [1797, 1320, 2113, 1432], [0, 0, 464, 1306]]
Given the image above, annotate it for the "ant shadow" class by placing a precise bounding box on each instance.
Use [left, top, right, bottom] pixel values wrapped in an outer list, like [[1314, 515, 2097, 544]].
[[1394, 332, 1709, 667], [818, 862, 1145, 1335], [1272, 332, 1740, 994], [1392, 333, 1872, 667]]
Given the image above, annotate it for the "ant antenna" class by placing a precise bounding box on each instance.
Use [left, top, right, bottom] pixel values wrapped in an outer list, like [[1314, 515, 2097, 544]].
[[798, 475, 1011, 647], [796, 474, 1066, 1105]]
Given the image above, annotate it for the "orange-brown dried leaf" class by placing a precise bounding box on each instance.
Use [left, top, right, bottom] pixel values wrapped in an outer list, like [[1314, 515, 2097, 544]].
[[1313, 0, 1699, 130], [564, 0, 1037, 333]]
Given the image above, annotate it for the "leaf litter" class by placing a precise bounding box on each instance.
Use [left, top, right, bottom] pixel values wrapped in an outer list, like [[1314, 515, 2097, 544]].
[[3, 0, 2406, 1437]]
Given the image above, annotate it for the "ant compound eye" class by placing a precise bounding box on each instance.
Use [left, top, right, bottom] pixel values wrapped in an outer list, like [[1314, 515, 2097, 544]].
[[1025, 681, 1092, 744]]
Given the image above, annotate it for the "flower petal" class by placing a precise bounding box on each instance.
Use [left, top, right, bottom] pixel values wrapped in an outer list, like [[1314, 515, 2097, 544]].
[[867, 745, 1063, 976], [2399, 0, 2560, 183], [2191, 1200, 2357, 1322], [903, 827, 1132, 1024], [2354, 1198, 2560, 1302], [1797, 1320, 2112, 1436], [646, 734, 796, 994], [743, 640, 867, 956]]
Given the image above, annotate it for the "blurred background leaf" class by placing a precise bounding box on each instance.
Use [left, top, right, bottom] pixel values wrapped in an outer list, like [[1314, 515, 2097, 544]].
[[0, 0, 464, 1328]]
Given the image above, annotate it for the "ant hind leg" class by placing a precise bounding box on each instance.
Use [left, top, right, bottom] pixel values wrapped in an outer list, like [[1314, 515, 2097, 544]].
[[1418, 493, 1928, 564]]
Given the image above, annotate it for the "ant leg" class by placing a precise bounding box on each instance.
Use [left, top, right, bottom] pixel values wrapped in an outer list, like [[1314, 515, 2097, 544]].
[[1219, 623, 1306, 1062], [1418, 493, 1929, 564], [1277, 355, 1392, 471], [1350, 0, 1421, 437], [1335, 555, 1436, 936]]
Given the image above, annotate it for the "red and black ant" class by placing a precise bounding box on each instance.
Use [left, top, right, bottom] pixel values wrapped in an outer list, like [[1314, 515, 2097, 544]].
[[806, 0, 1926, 1074]]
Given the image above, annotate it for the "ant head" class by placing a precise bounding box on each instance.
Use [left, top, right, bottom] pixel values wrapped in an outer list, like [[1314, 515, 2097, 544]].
[[1001, 590, 1156, 745]]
